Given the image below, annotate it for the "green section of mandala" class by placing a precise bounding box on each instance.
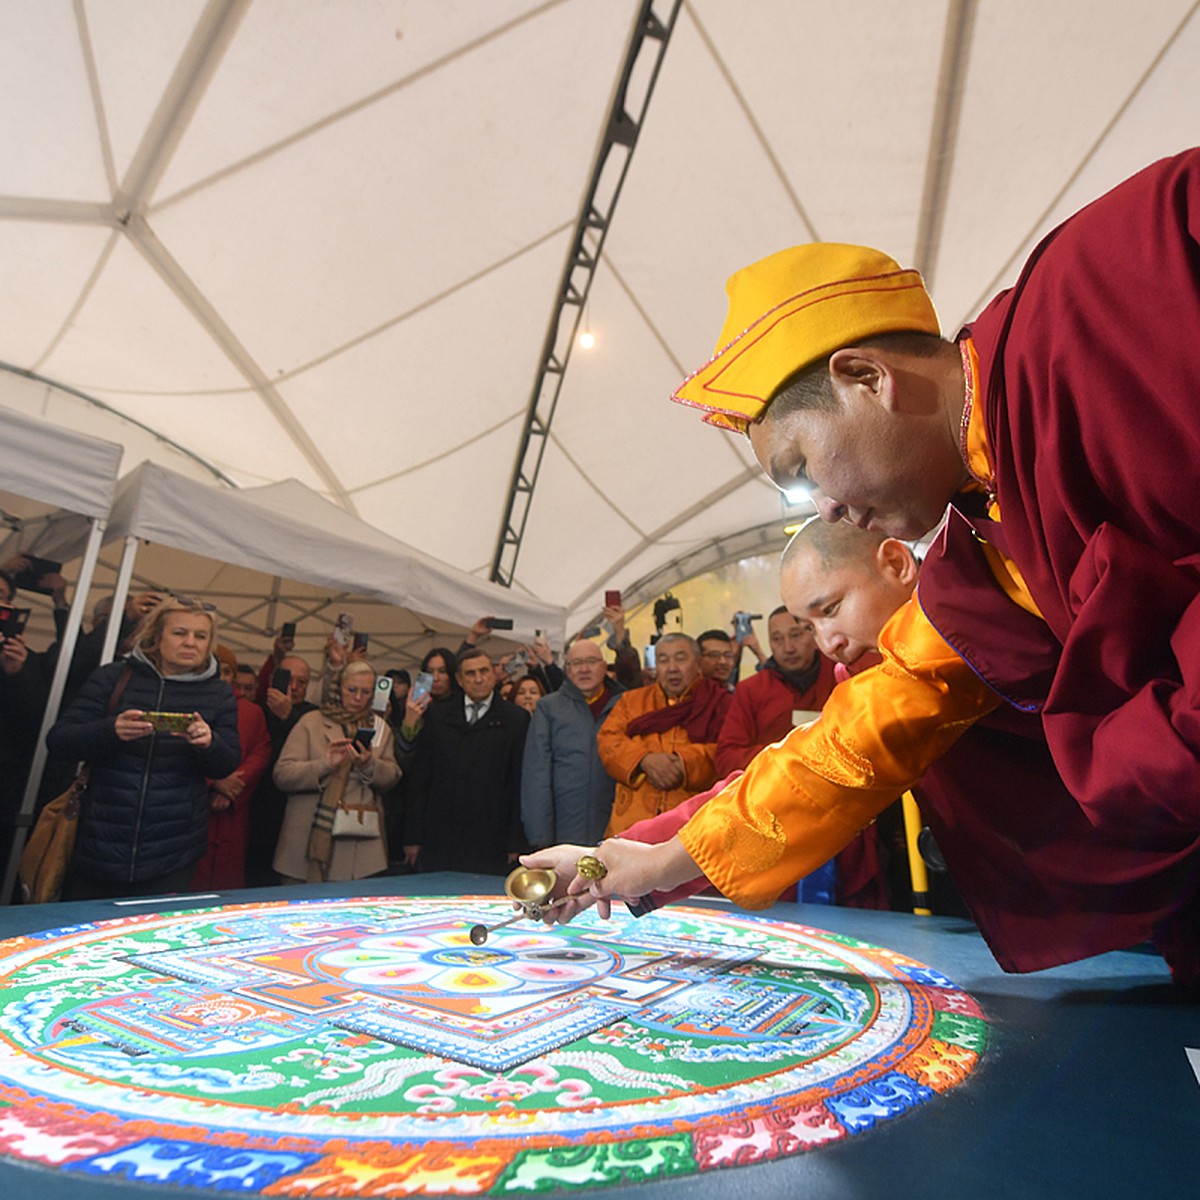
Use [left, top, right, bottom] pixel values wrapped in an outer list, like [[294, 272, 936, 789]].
[[495, 1135, 696, 1192], [931, 1011, 988, 1053]]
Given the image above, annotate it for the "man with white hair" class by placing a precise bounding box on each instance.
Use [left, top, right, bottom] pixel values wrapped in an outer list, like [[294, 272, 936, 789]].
[[521, 639, 625, 848]]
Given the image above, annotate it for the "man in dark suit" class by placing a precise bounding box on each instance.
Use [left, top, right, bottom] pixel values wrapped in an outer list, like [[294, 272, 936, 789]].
[[406, 648, 529, 876]]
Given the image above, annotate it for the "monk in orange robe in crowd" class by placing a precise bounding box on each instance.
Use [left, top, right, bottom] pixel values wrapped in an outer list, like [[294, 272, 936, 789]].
[[598, 633, 729, 835]]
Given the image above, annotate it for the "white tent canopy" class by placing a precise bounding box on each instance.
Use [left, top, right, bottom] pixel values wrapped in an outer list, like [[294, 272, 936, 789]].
[[0, 401, 123, 634], [0, 402, 123, 521], [2, 0, 1198, 623], [99, 461, 566, 665]]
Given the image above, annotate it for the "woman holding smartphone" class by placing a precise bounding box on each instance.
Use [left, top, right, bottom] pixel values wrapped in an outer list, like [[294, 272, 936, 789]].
[[273, 659, 399, 883], [45, 596, 240, 900]]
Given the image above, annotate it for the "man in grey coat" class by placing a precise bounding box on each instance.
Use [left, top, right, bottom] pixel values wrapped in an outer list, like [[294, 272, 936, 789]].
[[521, 640, 625, 848]]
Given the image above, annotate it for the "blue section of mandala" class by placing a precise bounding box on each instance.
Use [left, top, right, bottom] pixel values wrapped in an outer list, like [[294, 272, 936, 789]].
[[825, 1071, 934, 1132], [66, 1138, 321, 1189], [26, 921, 101, 940], [896, 964, 955, 989]]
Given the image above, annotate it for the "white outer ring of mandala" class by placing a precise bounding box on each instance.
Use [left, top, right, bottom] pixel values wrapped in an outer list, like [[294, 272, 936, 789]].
[[0, 899, 951, 1143]]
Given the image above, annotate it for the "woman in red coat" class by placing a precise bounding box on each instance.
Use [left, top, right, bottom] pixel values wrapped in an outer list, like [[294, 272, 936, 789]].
[[193, 645, 271, 890]]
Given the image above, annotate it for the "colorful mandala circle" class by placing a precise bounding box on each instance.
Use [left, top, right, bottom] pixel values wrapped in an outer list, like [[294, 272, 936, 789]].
[[0, 897, 988, 1194]]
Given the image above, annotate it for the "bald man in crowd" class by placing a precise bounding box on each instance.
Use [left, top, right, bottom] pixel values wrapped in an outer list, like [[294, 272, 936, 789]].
[[521, 638, 625, 849]]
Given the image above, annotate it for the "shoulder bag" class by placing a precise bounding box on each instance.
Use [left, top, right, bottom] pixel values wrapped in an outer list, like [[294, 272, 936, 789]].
[[18, 664, 133, 904]]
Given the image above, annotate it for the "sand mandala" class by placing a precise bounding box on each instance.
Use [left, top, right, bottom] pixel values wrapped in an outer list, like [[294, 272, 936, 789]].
[[0, 896, 988, 1193]]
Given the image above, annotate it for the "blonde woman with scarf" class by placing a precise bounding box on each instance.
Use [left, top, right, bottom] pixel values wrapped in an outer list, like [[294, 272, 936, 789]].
[[273, 659, 399, 883]]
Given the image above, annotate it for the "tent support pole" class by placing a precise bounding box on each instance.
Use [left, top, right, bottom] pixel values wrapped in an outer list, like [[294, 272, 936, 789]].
[[1, 517, 107, 904], [100, 535, 139, 666]]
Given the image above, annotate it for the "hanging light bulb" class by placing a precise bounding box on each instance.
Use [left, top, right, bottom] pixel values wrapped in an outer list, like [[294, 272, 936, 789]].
[[578, 326, 596, 350]]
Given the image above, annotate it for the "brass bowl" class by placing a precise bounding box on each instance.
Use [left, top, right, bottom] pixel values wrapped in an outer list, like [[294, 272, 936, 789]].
[[504, 866, 557, 907]]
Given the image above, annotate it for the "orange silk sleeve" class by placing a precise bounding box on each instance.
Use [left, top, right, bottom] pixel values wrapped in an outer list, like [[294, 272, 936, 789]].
[[678, 596, 1002, 908]]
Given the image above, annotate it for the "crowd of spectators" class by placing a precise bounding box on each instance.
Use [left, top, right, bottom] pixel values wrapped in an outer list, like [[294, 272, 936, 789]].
[[0, 563, 919, 913]]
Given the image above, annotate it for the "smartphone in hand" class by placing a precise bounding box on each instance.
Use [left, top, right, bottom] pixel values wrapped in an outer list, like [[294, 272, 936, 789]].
[[372, 675, 393, 713], [410, 671, 434, 705]]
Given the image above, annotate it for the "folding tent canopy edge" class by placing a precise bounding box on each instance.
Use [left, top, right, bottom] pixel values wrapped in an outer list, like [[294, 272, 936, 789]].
[[0, 403, 125, 904], [102, 462, 569, 653]]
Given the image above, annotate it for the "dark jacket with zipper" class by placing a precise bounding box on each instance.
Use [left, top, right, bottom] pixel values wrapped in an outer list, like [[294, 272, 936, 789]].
[[46, 652, 240, 884]]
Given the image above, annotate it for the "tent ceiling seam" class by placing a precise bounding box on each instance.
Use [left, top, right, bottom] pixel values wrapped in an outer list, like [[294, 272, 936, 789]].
[[567, 462, 761, 610], [0, 198, 116, 224], [273, 221, 573, 387], [114, 0, 250, 217], [149, 0, 569, 216], [687, 4, 819, 242], [30, 231, 121, 375], [606, 255, 748, 472], [912, 0, 977, 291], [348, 410, 525, 496], [546, 429, 646, 537], [606, 258, 686, 378], [953, 0, 1200, 329], [124, 216, 356, 511], [73, 0, 119, 196]]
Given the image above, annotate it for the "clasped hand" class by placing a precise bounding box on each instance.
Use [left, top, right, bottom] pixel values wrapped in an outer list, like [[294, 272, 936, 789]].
[[639, 751, 684, 791]]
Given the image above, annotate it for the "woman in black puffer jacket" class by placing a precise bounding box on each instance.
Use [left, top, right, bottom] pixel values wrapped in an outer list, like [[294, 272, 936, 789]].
[[46, 596, 240, 900]]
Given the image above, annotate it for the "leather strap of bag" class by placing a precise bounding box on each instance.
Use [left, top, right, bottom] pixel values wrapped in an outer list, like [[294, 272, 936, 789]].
[[74, 663, 135, 787], [107, 663, 134, 717]]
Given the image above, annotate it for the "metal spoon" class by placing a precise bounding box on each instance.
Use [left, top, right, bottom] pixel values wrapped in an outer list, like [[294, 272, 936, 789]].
[[469, 896, 570, 945]]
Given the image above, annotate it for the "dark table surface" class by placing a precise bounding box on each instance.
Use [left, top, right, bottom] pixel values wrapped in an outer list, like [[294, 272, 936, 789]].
[[0, 873, 1197, 1199]]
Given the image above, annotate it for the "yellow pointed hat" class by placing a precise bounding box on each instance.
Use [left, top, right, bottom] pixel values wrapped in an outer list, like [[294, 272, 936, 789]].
[[671, 244, 939, 432]]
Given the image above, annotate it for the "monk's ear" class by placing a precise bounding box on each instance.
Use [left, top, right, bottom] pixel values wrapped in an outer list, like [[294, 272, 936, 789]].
[[877, 537, 918, 586], [827, 347, 895, 411]]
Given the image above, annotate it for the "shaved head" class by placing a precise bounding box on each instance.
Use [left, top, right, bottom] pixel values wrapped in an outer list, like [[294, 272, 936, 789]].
[[779, 519, 918, 666], [782, 518, 889, 573]]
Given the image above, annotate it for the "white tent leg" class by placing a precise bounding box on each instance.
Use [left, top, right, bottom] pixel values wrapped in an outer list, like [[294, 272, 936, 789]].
[[100, 535, 139, 666], [2, 517, 107, 904]]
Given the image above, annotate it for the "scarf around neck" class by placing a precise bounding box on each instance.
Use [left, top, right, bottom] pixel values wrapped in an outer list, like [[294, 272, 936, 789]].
[[625, 676, 728, 743]]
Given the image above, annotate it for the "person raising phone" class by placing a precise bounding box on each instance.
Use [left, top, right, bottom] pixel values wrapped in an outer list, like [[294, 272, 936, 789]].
[[272, 659, 399, 883], [45, 596, 240, 900]]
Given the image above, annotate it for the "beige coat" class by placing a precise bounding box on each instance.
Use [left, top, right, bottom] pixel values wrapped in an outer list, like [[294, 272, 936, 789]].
[[273, 710, 400, 882]]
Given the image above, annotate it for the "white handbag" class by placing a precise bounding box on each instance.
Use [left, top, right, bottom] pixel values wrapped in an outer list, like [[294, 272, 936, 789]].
[[331, 802, 381, 839]]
